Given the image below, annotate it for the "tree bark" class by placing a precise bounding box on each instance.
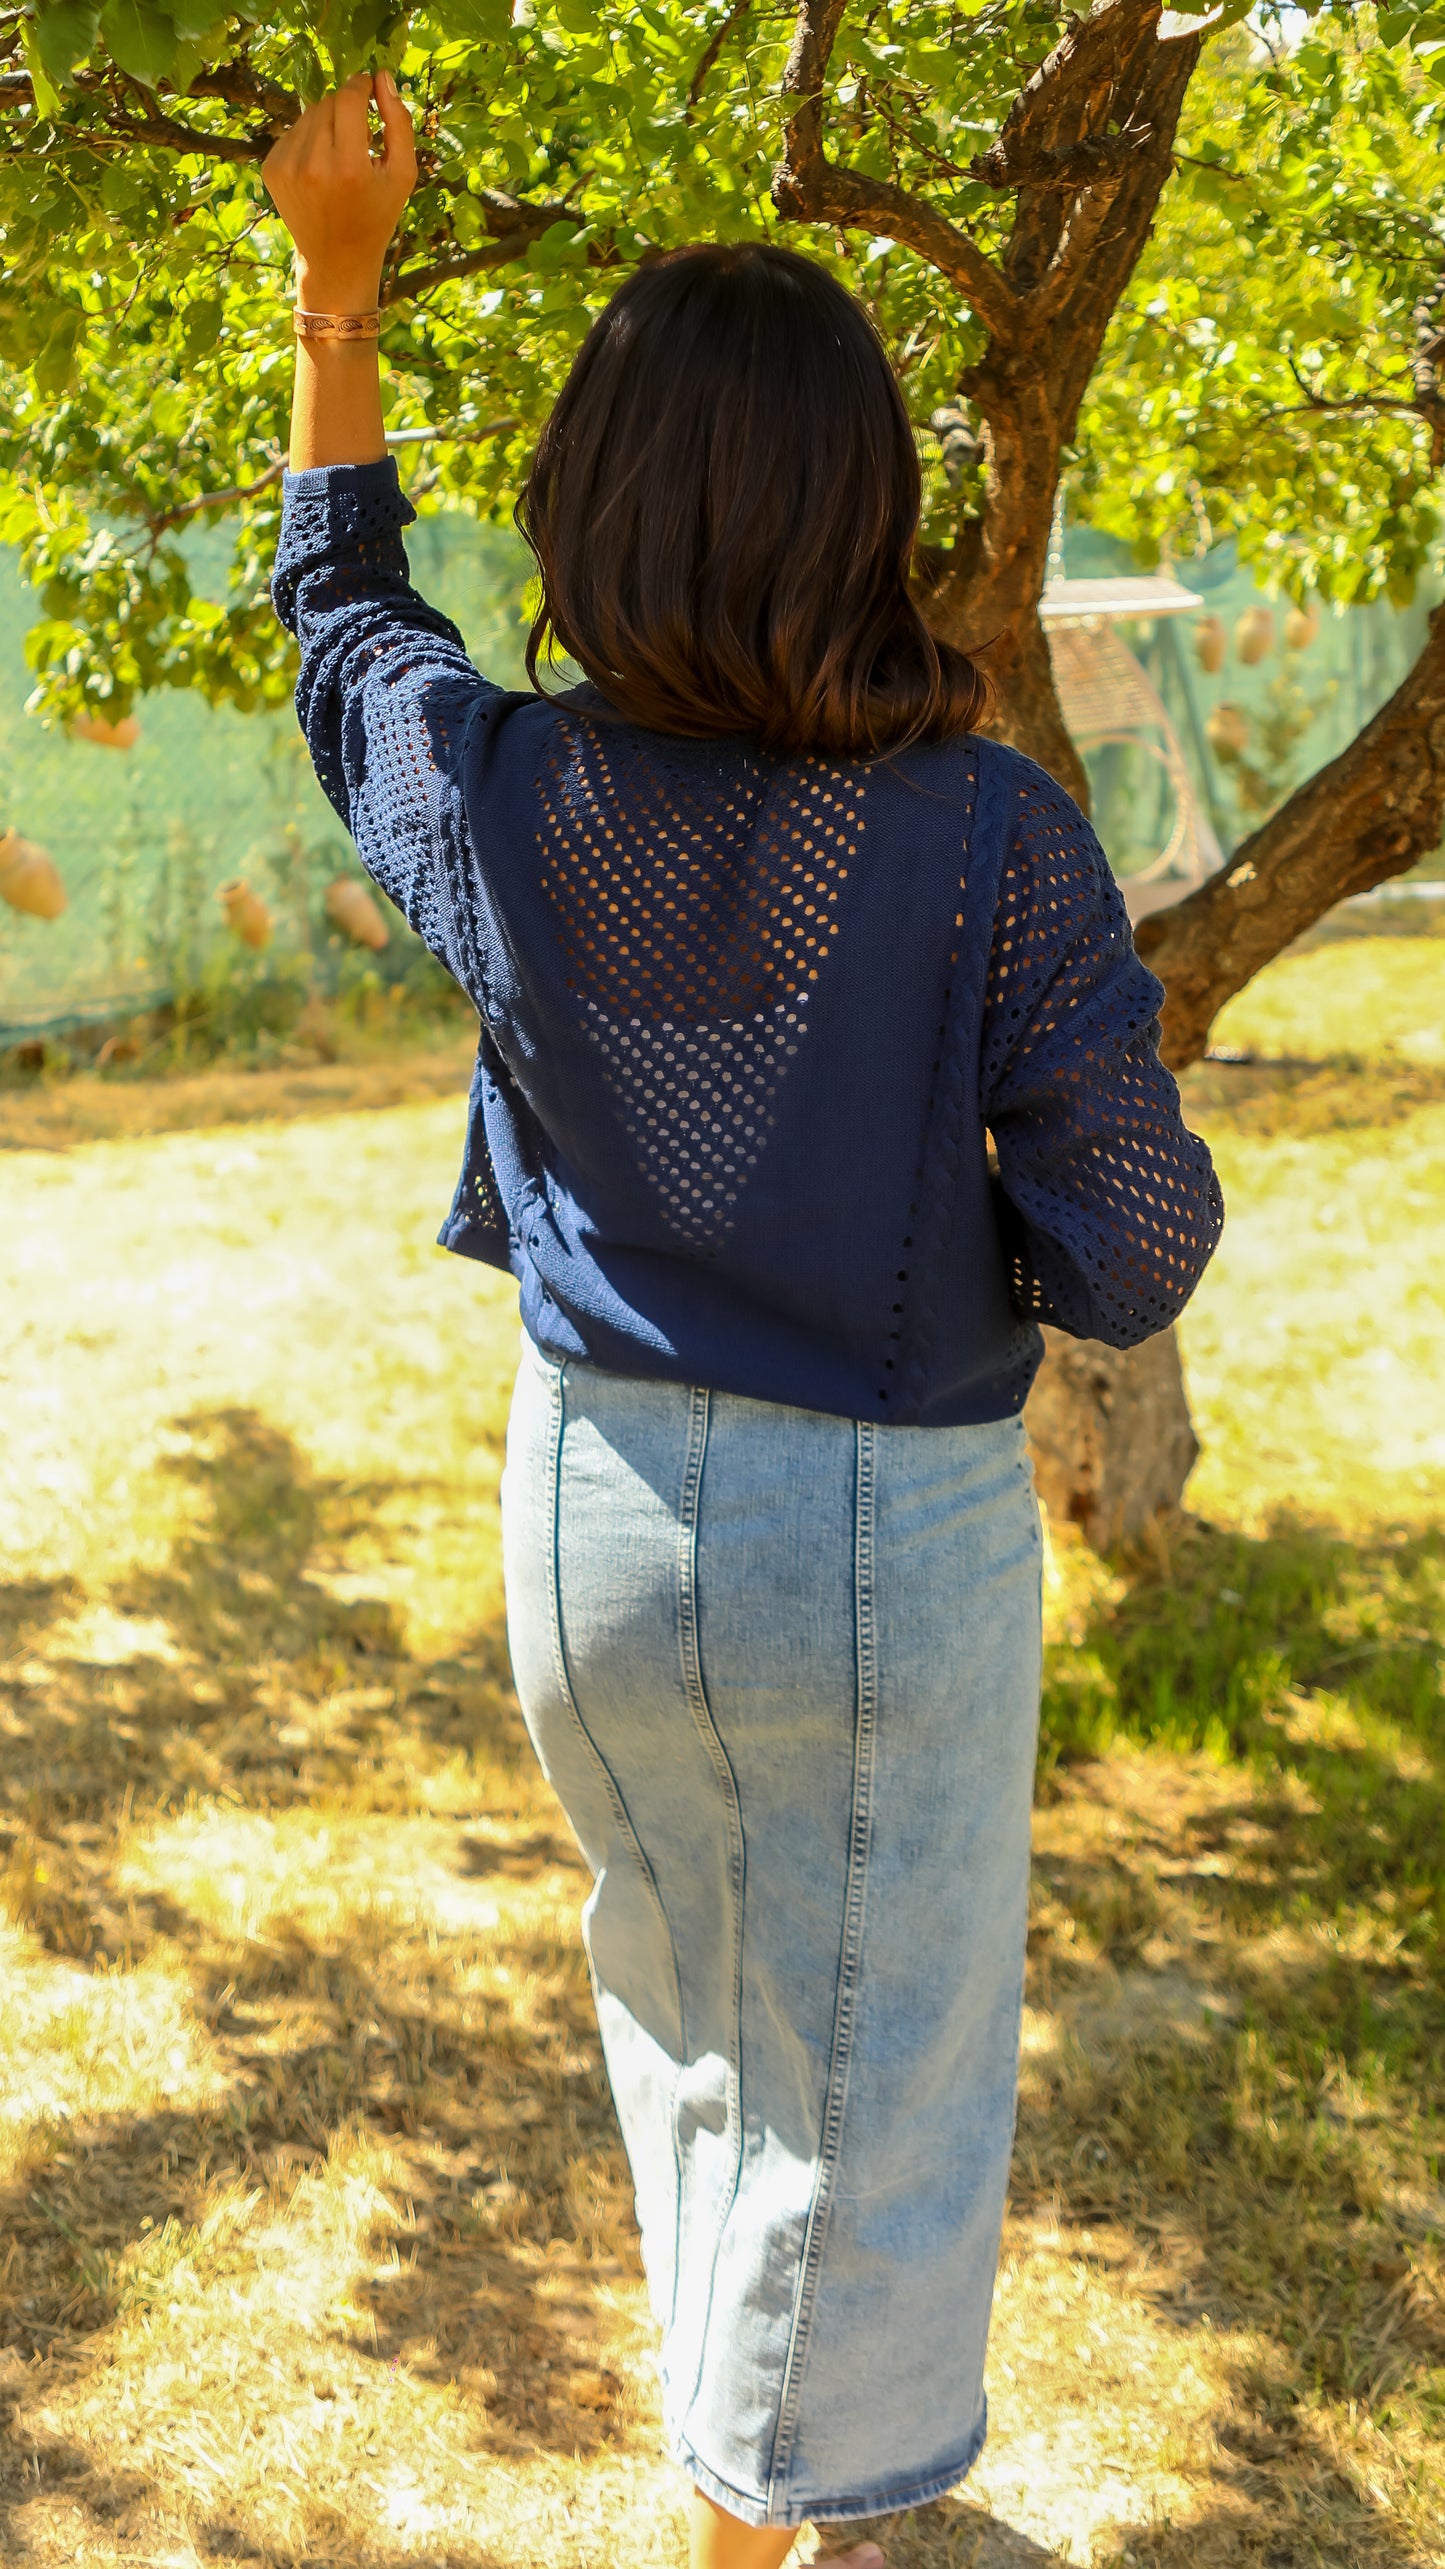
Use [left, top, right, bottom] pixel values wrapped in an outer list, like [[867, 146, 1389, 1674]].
[[924, 6, 1201, 788], [773, 1, 1214, 1547], [1137, 599, 1445, 1068], [978, 600, 1092, 808], [774, 2, 1204, 790], [1025, 1325, 1199, 1552]]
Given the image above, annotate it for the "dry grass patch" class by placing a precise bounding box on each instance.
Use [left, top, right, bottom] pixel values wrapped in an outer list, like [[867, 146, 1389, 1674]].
[[0, 1028, 479, 1156], [0, 935, 1442, 2565]]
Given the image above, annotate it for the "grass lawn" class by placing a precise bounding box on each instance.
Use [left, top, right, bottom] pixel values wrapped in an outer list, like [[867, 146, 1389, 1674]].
[[0, 931, 1441, 2568]]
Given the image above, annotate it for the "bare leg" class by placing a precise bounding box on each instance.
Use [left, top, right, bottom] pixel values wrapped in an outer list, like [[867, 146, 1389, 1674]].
[[689, 2490, 797, 2569], [689, 2487, 885, 2569]]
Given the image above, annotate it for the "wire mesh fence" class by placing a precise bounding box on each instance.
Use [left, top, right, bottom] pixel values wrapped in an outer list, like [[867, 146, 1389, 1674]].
[[0, 508, 532, 1053], [0, 501, 1438, 1055]]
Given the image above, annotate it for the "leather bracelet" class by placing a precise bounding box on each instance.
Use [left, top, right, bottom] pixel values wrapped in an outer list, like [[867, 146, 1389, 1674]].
[[294, 308, 382, 341]]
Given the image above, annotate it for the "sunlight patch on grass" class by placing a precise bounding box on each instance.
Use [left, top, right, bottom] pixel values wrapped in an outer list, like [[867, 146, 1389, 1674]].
[[0, 1097, 519, 1634], [1, 938, 1442, 2566], [0, 1932, 223, 2135], [1179, 1088, 1445, 1530], [111, 1809, 541, 1945], [1210, 928, 1445, 1065]]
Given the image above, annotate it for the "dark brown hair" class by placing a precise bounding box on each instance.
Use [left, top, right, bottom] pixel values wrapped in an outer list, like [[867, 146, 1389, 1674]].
[[518, 242, 987, 758]]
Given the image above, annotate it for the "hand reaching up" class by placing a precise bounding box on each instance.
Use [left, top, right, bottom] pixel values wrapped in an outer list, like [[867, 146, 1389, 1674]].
[[263, 71, 417, 315]]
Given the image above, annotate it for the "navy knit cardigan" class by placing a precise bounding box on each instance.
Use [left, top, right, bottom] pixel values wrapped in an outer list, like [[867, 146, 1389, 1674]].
[[273, 459, 1222, 1427]]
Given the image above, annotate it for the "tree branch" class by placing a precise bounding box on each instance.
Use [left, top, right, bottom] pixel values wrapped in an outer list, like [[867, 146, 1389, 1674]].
[[383, 419, 518, 444], [142, 458, 285, 534], [770, 0, 1017, 337], [687, 0, 751, 115], [385, 194, 580, 302], [1137, 601, 1445, 1067], [135, 418, 519, 539], [107, 95, 260, 162], [1253, 391, 1427, 426], [1411, 261, 1445, 469], [968, 127, 1147, 192], [0, 66, 261, 159], [186, 60, 297, 136], [0, 70, 579, 298]]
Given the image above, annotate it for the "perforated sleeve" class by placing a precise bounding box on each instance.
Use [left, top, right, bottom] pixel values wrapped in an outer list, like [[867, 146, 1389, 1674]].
[[271, 457, 494, 996], [981, 768, 1223, 1348]]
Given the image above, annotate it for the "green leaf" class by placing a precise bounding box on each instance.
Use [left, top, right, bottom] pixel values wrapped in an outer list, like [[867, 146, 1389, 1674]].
[[99, 0, 180, 85], [277, 29, 327, 102], [19, 19, 65, 115], [99, 162, 144, 213], [167, 32, 215, 88], [526, 219, 589, 268], [182, 295, 224, 354], [427, 0, 509, 38], [34, 309, 84, 399], [0, 295, 49, 366], [33, 0, 102, 85]]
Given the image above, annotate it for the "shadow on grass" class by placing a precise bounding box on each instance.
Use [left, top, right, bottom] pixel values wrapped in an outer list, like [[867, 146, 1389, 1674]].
[[0, 1407, 626, 2562], [1014, 1509, 1445, 2567], [1, 1439, 1442, 2564], [1180, 1051, 1445, 1140], [1042, 1510, 1445, 1974]]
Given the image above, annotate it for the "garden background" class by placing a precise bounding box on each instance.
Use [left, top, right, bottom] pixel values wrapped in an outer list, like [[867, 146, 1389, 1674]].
[[3, 0, 1445, 2558]]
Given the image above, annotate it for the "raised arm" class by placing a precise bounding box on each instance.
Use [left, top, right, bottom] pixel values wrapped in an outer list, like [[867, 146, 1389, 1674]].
[[264, 79, 495, 995], [264, 69, 413, 474], [982, 767, 1224, 1348]]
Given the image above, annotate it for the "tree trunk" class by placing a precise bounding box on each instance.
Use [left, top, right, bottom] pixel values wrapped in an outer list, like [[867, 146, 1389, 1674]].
[[1034, 601, 1445, 1552], [1138, 599, 1445, 1068], [1025, 1324, 1199, 1551], [773, 0, 1445, 1551], [923, 7, 1202, 799]]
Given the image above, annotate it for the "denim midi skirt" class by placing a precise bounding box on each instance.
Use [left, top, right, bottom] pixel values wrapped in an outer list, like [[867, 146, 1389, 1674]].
[[501, 1338, 1043, 2530]]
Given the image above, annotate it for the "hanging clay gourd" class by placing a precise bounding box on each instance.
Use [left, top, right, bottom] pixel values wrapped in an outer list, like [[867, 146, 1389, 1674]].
[[324, 875, 390, 951], [72, 709, 141, 750], [1206, 701, 1250, 760], [1284, 602, 1319, 652], [0, 828, 67, 919], [218, 878, 273, 949], [1193, 614, 1227, 674], [1234, 604, 1274, 666]]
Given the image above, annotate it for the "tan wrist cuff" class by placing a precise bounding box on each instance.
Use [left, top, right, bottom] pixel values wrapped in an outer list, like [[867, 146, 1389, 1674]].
[[294, 309, 382, 341]]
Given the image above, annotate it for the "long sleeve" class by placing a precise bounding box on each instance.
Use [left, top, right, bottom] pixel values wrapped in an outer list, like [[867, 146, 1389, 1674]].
[[981, 767, 1223, 1348], [271, 456, 496, 1002]]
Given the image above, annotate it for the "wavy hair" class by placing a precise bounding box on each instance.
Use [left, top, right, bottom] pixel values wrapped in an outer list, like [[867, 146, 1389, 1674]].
[[517, 242, 987, 759]]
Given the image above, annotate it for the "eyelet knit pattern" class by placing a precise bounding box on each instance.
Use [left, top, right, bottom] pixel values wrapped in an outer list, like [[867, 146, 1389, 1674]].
[[273, 460, 1222, 1426], [535, 724, 856, 1254], [983, 775, 1221, 1347]]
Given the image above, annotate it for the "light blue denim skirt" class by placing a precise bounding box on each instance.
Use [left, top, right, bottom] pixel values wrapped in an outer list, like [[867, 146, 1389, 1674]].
[[501, 1338, 1043, 2531]]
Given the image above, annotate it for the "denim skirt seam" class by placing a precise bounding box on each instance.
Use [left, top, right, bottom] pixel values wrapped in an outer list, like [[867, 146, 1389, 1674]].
[[765, 1417, 879, 2509], [503, 1350, 1041, 2527], [675, 1384, 751, 2439], [679, 2389, 988, 2532], [539, 1351, 690, 2339]]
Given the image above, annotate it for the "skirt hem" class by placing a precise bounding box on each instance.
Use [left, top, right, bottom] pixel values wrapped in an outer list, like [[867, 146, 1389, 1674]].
[[674, 2407, 988, 2532]]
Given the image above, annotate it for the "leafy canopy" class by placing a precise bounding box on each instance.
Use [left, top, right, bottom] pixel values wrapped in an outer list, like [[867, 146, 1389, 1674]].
[[2, 0, 1444, 722], [1084, 11, 1445, 605]]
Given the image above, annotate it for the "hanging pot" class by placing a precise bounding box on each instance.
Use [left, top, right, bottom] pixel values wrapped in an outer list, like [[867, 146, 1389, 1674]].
[[218, 879, 273, 949], [1234, 604, 1274, 665], [1193, 614, 1227, 674], [72, 710, 141, 750], [1206, 702, 1250, 760], [0, 829, 67, 919], [324, 876, 390, 951], [1284, 603, 1319, 652]]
